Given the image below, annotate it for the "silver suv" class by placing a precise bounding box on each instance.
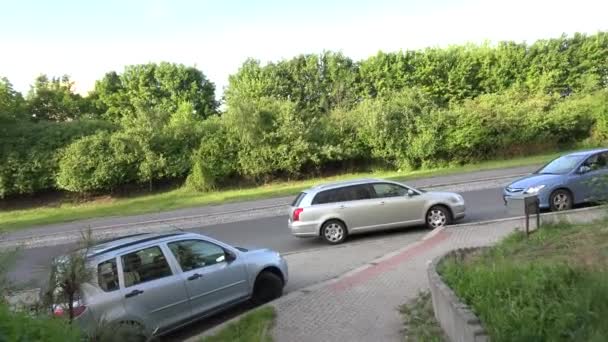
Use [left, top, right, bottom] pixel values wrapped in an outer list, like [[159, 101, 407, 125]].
[[52, 232, 288, 338], [288, 178, 465, 244]]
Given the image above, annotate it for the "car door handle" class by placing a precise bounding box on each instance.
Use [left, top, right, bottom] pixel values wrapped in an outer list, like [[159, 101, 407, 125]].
[[125, 289, 144, 298], [338, 205, 346, 209], [379, 201, 385, 205], [187, 273, 203, 281]]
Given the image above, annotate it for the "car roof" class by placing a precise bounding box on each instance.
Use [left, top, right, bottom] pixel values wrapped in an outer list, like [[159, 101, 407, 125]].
[[310, 178, 381, 191], [85, 232, 193, 259], [566, 148, 608, 157]]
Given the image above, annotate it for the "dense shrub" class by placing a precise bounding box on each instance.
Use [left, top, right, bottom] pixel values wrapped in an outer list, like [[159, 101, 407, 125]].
[[186, 117, 238, 191], [224, 97, 323, 181], [56, 132, 140, 193], [0, 302, 80, 342], [0, 120, 116, 198]]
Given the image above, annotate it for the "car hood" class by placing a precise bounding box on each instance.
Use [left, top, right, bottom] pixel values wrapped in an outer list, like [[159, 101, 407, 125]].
[[507, 174, 563, 190]]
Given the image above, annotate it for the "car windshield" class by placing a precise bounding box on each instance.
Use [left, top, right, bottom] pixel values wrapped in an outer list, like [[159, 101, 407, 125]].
[[536, 155, 586, 175]]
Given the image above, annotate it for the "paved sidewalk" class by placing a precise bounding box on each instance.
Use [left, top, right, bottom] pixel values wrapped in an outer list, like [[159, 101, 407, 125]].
[[268, 221, 517, 342]]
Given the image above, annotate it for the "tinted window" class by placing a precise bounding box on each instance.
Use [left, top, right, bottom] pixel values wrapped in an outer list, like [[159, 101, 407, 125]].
[[312, 185, 372, 204], [121, 246, 172, 287], [312, 189, 338, 205], [168, 240, 226, 272], [338, 185, 373, 201], [98, 259, 119, 292], [291, 192, 306, 206], [372, 183, 408, 198]]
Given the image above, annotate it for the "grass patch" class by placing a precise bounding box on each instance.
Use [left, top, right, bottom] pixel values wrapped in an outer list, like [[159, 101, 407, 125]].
[[400, 291, 445, 342], [0, 150, 563, 232], [439, 221, 608, 342], [200, 306, 276, 342]]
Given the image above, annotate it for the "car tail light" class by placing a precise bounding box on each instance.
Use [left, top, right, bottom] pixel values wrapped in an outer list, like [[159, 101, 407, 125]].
[[53, 301, 87, 318], [293, 208, 303, 221]]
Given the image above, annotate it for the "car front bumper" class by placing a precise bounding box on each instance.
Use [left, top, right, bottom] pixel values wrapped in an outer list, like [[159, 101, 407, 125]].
[[451, 204, 466, 220]]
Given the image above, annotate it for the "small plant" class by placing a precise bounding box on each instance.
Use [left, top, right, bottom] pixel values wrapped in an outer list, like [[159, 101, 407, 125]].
[[42, 228, 95, 321], [399, 291, 445, 342]]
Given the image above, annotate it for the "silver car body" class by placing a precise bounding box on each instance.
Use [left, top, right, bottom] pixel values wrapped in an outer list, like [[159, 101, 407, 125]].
[[61, 232, 288, 336], [288, 178, 465, 238]]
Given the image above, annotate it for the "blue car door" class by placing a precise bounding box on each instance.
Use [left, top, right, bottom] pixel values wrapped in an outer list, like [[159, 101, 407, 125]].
[[573, 152, 608, 203]]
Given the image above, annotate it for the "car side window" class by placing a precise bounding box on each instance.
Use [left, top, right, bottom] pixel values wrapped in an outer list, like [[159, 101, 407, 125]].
[[168, 240, 227, 272], [98, 259, 119, 292], [372, 183, 408, 198], [583, 154, 600, 170], [312, 189, 338, 205], [336, 185, 373, 201], [121, 246, 173, 288], [598, 153, 608, 170]]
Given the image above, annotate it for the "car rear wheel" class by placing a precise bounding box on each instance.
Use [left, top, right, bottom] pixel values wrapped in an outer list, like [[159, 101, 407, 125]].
[[550, 189, 572, 211], [426, 206, 451, 229], [251, 271, 283, 305], [321, 220, 347, 244]]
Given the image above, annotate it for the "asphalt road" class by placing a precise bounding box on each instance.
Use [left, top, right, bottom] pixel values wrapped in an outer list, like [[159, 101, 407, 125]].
[[7, 186, 508, 288]]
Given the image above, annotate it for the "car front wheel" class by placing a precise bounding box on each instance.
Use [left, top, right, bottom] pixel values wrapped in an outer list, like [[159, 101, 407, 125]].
[[251, 271, 283, 305], [426, 206, 451, 229], [550, 189, 572, 211]]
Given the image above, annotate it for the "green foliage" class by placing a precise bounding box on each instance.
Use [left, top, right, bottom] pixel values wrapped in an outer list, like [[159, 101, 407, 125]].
[[0, 302, 81, 342], [200, 306, 276, 342], [187, 117, 238, 191], [225, 52, 360, 115], [56, 131, 139, 193], [399, 291, 445, 342], [26, 75, 90, 121], [2, 32, 608, 198], [0, 120, 116, 198], [94, 63, 217, 122], [0, 77, 26, 121], [224, 97, 323, 180], [439, 223, 608, 342]]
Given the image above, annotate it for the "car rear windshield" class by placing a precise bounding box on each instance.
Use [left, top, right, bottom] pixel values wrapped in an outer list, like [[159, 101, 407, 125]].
[[291, 192, 306, 206]]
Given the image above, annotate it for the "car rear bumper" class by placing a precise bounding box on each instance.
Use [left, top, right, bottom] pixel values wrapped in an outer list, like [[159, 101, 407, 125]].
[[288, 220, 318, 237]]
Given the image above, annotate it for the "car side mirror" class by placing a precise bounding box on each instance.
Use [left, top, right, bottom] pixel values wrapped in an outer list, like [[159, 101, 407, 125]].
[[224, 249, 237, 262], [407, 189, 416, 197], [578, 165, 591, 174]]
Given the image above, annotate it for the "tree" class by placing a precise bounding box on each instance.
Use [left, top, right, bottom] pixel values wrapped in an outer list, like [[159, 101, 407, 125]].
[[0, 77, 26, 121], [26, 75, 88, 121], [94, 63, 217, 122]]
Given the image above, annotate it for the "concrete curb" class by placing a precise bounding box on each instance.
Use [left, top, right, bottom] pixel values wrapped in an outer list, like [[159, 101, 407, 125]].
[[0, 172, 527, 250], [428, 248, 490, 342], [187, 204, 607, 341]]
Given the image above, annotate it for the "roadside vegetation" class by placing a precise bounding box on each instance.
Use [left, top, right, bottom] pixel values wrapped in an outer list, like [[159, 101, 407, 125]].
[[439, 221, 608, 341], [1, 32, 607, 229], [0, 150, 563, 231], [200, 306, 276, 342], [400, 291, 445, 342]]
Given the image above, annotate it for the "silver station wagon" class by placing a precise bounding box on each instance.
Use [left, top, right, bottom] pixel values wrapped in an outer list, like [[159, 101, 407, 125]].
[[288, 178, 465, 244], [51, 232, 288, 338]]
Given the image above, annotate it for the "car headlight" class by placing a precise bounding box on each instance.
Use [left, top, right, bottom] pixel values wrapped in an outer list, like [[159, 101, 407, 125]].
[[524, 185, 546, 194]]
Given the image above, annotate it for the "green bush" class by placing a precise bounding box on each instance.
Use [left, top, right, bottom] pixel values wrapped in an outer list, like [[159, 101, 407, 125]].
[[186, 117, 238, 191], [0, 302, 80, 342], [0, 120, 115, 198], [56, 132, 140, 193]]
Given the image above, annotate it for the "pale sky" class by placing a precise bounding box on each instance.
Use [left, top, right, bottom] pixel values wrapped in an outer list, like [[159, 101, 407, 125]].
[[1, 0, 606, 98]]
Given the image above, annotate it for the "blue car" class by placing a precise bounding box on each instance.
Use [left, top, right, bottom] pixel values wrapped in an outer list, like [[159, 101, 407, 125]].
[[503, 148, 608, 211]]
